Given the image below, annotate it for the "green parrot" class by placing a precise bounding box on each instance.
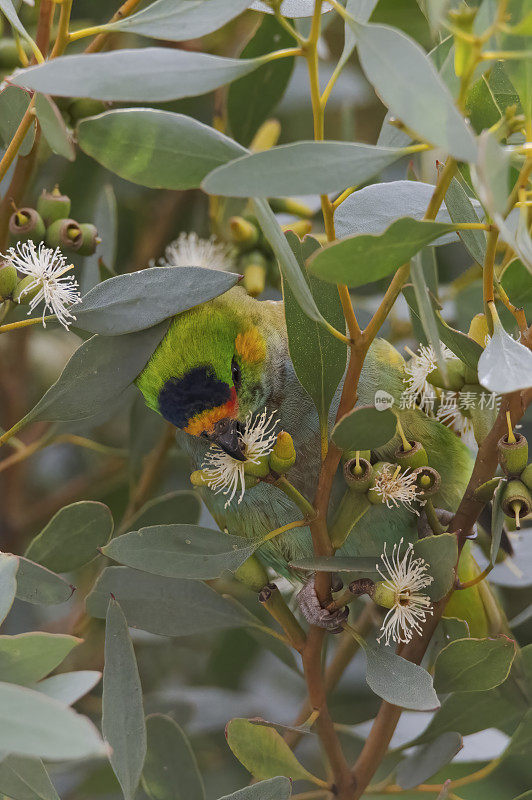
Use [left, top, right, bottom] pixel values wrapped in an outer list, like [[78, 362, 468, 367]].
[[136, 286, 474, 628]]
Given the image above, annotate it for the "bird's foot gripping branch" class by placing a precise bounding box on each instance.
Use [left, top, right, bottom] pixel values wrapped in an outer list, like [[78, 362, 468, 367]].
[[1, 0, 532, 799]]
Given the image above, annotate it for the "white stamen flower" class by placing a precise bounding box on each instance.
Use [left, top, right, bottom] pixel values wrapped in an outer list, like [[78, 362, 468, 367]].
[[201, 410, 278, 507], [404, 342, 453, 412], [436, 401, 477, 449], [372, 464, 424, 515], [161, 232, 234, 272], [2, 240, 81, 329], [376, 539, 434, 646]]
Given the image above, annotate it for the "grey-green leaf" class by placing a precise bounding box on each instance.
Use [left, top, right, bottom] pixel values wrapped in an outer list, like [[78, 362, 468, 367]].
[[75, 267, 239, 335], [414, 533, 458, 602], [86, 567, 263, 636], [434, 636, 516, 694], [308, 218, 457, 288], [34, 94, 75, 161], [396, 731, 463, 790], [0, 755, 60, 800], [202, 141, 407, 197], [78, 109, 246, 190], [33, 671, 101, 705], [0, 86, 35, 156], [142, 714, 205, 800], [15, 557, 73, 606], [102, 0, 252, 41], [410, 251, 448, 383], [349, 20, 477, 161], [478, 318, 532, 394], [445, 178, 486, 265], [103, 599, 146, 800], [283, 234, 346, 428], [13, 49, 265, 102], [17, 323, 168, 433], [25, 501, 113, 573], [0, 553, 18, 624], [218, 777, 292, 800], [128, 491, 201, 530], [0, 681, 107, 760], [0, 1, 33, 50], [364, 643, 440, 710], [0, 633, 80, 685], [252, 200, 327, 327], [332, 405, 397, 451], [102, 525, 255, 580]]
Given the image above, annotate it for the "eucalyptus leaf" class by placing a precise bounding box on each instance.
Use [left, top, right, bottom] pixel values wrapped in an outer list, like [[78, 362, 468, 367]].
[[75, 267, 239, 335], [348, 20, 477, 161], [203, 141, 407, 197], [25, 501, 113, 573], [434, 636, 516, 694], [228, 15, 295, 147], [82, 183, 117, 293], [445, 177, 486, 265], [308, 218, 457, 288], [332, 405, 397, 451], [13, 49, 266, 102], [0, 633, 80, 685], [334, 180, 473, 243], [0, 553, 18, 625], [102, 0, 253, 41], [225, 718, 323, 784], [103, 599, 146, 800], [218, 777, 292, 800], [128, 491, 201, 530], [15, 557, 74, 606], [0, 86, 35, 156], [15, 323, 168, 434], [414, 533, 458, 601], [411, 251, 448, 382], [0, 755, 59, 800], [252, 200, 327, 326], [478, 318, 532, 393], [502, 708, 532, 759], [250, 0, 332, 15], [78, 110, 246, 190], [283, 234, 346, 430], [336, 0, 379, 76], [34, 94, 75, 161], [142, 714, 205, 800], [0, 682, 107, 760], [289, 555, 380, 580], [86, 567, 264, 636], [364, 643, 440, 710], [396, 732, 463, 790], [0, 1, 33, 51], [33, 671, 101, 705], [102, 525, 255, 580]]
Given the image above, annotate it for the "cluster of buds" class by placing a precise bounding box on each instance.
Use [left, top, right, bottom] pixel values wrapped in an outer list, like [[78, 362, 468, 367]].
[[475, 413, 532, 529], [8, 187, 99, 260]]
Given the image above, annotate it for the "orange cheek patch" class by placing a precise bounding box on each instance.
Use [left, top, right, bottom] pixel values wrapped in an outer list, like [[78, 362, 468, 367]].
[[185, 389, 238, 436], [235, 327, 266, 364]]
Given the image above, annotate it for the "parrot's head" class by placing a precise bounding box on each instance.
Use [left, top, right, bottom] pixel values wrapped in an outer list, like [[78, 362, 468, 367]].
[[136, 288, 285, 460]]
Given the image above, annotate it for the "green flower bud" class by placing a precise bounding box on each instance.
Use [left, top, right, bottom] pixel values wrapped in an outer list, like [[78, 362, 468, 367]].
[[235, 554, 269, 591], [498, 432, 528, 477], [367, 461, 390, 505], [474, 476, 502, 503], [45, 218, 82, 251], [281, 219, 312, 238], [427, 358, 466, 391], [76, 223, 99, 256], [520, 463, 532, 492], [394, 440, 428, 470], [37, 187, 71, 225], [250, 118, 281, 152], [229, 216, 259, 248], [269, 197, 314, 218], [240, 251, 268, 298], [12, 275, 40, 305], [0, 262, 18, 300], [501, 479, 532, 529], [343, 456, 373, 492], [269, 431, 296, 474], [243, 455, 270, 478], [373, 581, 395, 609], [9, 208, 45, 243]]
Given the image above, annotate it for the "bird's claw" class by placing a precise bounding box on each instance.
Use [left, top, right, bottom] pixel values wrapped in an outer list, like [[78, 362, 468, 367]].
[[297, 576, 348, 634]]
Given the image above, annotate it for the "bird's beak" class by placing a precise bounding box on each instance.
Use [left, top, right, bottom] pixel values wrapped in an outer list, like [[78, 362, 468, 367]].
[[207, 418, 246, 461]]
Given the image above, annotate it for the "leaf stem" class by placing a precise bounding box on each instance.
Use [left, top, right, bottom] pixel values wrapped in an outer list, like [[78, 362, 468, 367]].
[[483, 228, 499, 333], [50, 0, 73, 56], [456, 564, 494, 589], [261, 519, 307, 542], [274, 476, 316, 519], [83, 0, 145, 53], [0, 315, 54, 334]]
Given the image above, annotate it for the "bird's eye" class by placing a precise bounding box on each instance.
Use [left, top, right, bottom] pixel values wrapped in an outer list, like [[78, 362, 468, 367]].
[[231, 356, 241, 391]]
